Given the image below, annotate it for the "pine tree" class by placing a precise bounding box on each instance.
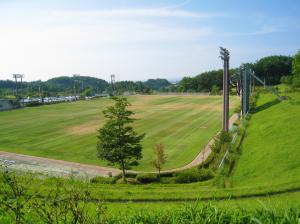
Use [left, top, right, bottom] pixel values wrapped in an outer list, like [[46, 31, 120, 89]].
[[97, 97, 145, 180]]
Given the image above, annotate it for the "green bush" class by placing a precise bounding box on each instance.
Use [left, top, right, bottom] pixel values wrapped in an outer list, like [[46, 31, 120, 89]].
[[90, 176, 115, 184], [198, 168, 215, 181], [26, 101, 43, 107], [198, 152, 215, 169], [158, 172, 174, 177], [9, 99, 21, 107], [175, 170, 199, 183], [175, 169, 214, 183], [114, 172, 137, 180], [116, 177, 140, 185], [280, 75, 293, 85], [136, 173, 158, 183], [233, 103, 241, 114], [159, 176, 176, 184]]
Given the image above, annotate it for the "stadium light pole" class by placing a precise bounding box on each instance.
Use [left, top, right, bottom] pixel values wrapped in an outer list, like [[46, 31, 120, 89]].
[[12, 74, 24, 100], [219, 47, 230, 132]]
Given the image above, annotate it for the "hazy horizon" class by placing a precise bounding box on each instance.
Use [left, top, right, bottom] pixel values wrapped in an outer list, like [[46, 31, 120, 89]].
[[0, 74, 182, 83], [0, 0, 299, 82]]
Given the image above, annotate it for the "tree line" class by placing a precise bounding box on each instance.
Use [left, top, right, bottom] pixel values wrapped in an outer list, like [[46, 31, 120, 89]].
[[178, 54, 295, 93], [0, 77, 171, 98], [1, 52, 299, 98]]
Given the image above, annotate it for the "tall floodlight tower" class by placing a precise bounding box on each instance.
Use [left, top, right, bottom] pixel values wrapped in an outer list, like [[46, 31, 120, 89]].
[[111, 74, 116, 96], [12, 74, 24, 98], [219, 47, 230, 132]]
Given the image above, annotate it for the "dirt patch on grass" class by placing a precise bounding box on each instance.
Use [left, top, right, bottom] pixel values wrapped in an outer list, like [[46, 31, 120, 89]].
[[67, 122, 100, 135]]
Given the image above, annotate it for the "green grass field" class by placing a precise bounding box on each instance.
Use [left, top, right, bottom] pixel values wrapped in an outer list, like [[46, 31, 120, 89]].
[[1, 91, 300, 223], [0, 95, 237, 171]]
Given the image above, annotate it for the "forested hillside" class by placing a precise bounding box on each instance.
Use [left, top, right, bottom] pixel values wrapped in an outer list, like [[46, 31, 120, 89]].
[[0, 54, 297, 97], [0, 77, 172, 97]]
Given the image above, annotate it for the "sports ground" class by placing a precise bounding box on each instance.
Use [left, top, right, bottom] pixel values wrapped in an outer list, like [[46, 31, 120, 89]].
[[0, 94, 238, 171]]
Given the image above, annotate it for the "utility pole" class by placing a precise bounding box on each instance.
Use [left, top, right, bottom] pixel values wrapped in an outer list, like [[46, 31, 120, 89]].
[[219, 47, 230, 132]]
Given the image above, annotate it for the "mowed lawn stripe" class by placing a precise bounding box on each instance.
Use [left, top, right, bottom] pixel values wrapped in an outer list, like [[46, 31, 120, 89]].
[[0, 95, 237, 171], [126, 96, 235, 170], [159, 99, 223, 169]]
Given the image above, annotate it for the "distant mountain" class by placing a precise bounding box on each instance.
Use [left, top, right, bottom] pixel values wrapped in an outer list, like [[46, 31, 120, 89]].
[[45, 76, 109, 92], [0, 76, 109, 97], [143, 78, 171, 91], [0, 76, 175, 96]]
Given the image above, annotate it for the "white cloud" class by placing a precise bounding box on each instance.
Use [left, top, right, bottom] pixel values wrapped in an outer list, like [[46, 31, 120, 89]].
[[0, 3, 296, 82], [222, 26, 279, 37], [0, 6, 218, 81], [50, 8, 221, 20]]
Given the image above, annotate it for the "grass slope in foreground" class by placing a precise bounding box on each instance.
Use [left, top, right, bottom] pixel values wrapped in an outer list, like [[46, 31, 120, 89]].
[[0, 95, 237, 171], [232, 91, 300, 187]]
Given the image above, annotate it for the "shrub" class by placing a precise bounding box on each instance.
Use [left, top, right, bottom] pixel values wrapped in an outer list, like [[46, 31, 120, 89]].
[[159, 177, 176, 184], [198, 168, 215, 181], [198, 152, 215, 169], [175, 170, 198, 183], [159, 172, 175, 177], [280, 75, 293, 85], [26, 101, 43, 107], [116, 177, 140, 185], [236, 126, 246, 136], [90, 176, 115, 184], [233, 103, 241, 114], [9, 99, 21, 107], [175, 170, 199, 183], [175, 169, 214, 183], [175, 168, 214, 183], [210, 140, 221, 153], [114, 172, 137, 179], [136, 173, 158, 183]]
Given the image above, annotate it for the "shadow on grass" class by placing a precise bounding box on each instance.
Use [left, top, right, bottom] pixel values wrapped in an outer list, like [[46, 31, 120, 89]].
[[252, 99, 281, 113]]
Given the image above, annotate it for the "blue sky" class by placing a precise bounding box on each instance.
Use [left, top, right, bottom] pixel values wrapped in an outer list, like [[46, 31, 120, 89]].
[[0, 0, 299, 81]]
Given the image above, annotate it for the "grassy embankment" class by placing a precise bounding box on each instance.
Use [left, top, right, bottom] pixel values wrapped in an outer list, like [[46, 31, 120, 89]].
[[231, 92, 300, 187]]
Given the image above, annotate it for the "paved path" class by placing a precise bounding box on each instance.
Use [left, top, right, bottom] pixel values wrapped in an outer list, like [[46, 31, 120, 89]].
[[0, 152, 120, 178], [0, 114, 239, 178]]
